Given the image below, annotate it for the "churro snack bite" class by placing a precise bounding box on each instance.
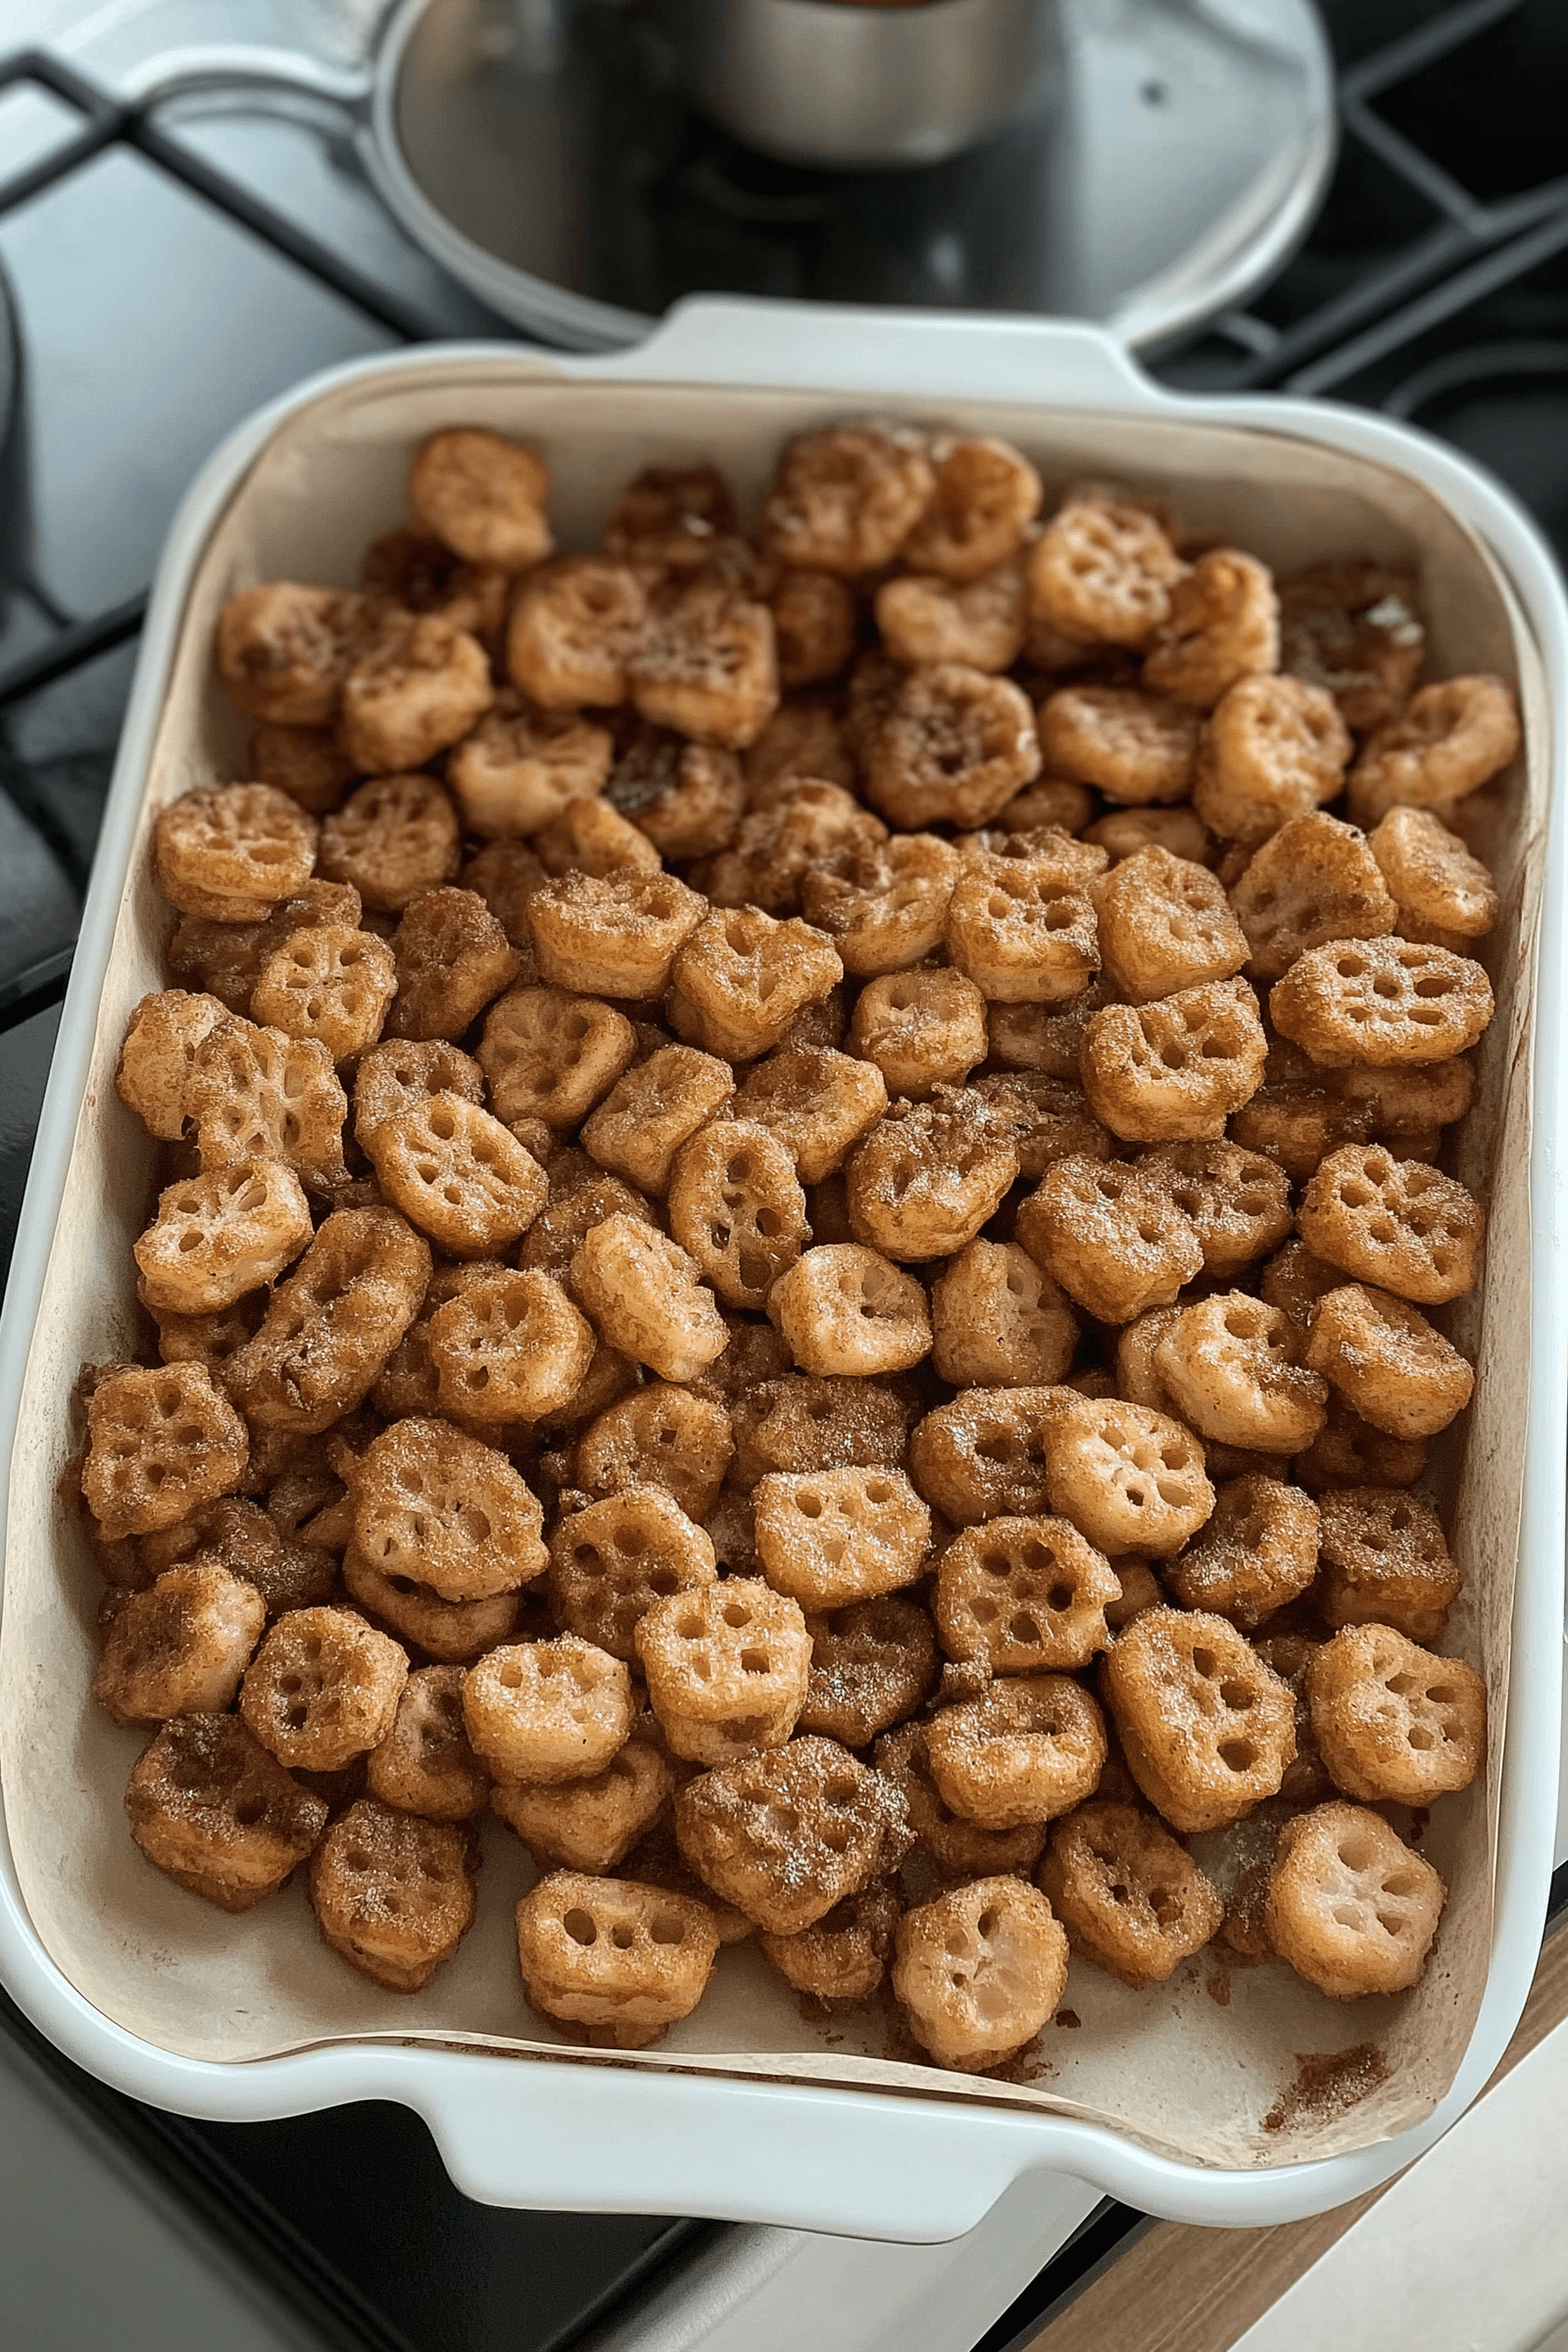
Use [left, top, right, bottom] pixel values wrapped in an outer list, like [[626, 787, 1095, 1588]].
[[1016, 1153, 1202, 1323], [799, 1594, 938, 1745], [133, 1159, 313, 1315], [927, 1675, 1106, 1829], [731, 1045, 887, 1186], [903, 433, 1041, 577], [1086, 806, 1212, 865], [1348, 673, 1522, 827], [380, 887, 519, 1044], [1096, 845, 1249, 1004], [225, 1207, 430, 1433], [426, 1266, 595, 1423], [1027, 497, 1185, 648], [1369, 806, 1499, 944], [1044, 1397, 1214, 1559], [637, 1576, 810, 1766], [476, 987, 635, 1136], [753, 1466, 930, 1608], [188, 1017, 348, 1195], [126, 1713, 328, 1911], [528, 868, 705, 1001], [251, 917, 398, 1059], [1335, 1054, 1477, 1161], [1103, 1606, 1296, 1833], [876, 1721, 1049, 1880], [115, 990, 228, 1141], [934, 1514, 1120, 1671], [1193, 673, 1351, 849], [1040, 1800, 1224, 1987], [520, 1174, 659, 1288], [945, 841, 1102, 1004], [672, 906, 842, 1063], [1298, 1144, 1484, 1306], [612, 735, 747, 861], [240, 1606, 407, 1772], [581, 1044, 733, 1194], [368, 1093, 542, 1255], [867, 663, 1040, 829], [353, 1415, 545, 1603], [153, 782, 318, 923], [168, 881, 367, 1017], [1038, 685, 1200, 805], [769, 565, 856, 685], [1152, 1293, 1328, 1454], [1307, 1623, 1485, 1804], [766, 1243, 931, 1376], [447, 692, 612, 839], [570, 1214, 728, 1384], [574, 1385, 733, 1524], [466, 1634, 632, 1785], [318, 771, 463, 910], [1081, 976, 1267, 1144], [1103, 1559, 1163, 1631], [1306, 1280, 1474, 1436], [745, 701, 857, 799], [1163, 1475, 1320, 1631], [216, 582, 369, 727], [729, 1373, 912, 1493], [165, 1494, 338, 1618], [1274, 935, 1495, 1071], [1138, 1140, 1293, 1279], [339, 612, 493, 776], [94, 1561, 266, 1726], [761, 423, 934, 575], [966, 1071, 1109, 1180], [1229, 813, 1396, 982], [362, 528, 511, 651], [988, 980, 1110, 1079], [758, 1880, 901, 2004], [676, 1734, 906, 1934], [894, 1876, 1068, 2073], [704, 777, 884, 916], [801, 834, 960, 978], [931, 1240, 1078, 1389], [876, 556, 1028, 673], [495, 1736, 671, 1875], [847, 1093, 1018, 1262], [504, 556, 644, 710], [1295, 1394, 1429, 1495], [549, 1486, 717, 1660], [406, 425, 550, 567], [310, 1797, 476, 1993], [532, 791, 662, 883], [626, 575, 778, 750], [667, 1120, 808, 1310], [1265, 1800, 1445, 2000], [1317, 1486, 1459, 1644], [851, 967, 988, 1095], [367, 1663, 490, 1821], [516, 1870, 719, 2047], [908, 1390, 1063, 1526], [342, 1550, 519, 1663], [606, 461, 738, 572], [83, 1361, 249, 1540], [1143, 549, 1279, 708], [1279, 563, 1425, 732]]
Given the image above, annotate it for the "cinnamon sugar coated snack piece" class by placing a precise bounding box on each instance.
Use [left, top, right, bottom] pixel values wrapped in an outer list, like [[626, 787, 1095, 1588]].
[[1266, 1801, 1446, 1998], [893, 1877, 1069, 2072], [310, 1798, 477, 1992], [1039, 1800, 1223, 1987], [126, 1714, 327, 1910], [516, 1872, 719, 2047]]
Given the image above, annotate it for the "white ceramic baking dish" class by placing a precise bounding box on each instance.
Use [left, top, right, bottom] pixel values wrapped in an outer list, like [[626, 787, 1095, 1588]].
[[0, 302, 1563, 2240]]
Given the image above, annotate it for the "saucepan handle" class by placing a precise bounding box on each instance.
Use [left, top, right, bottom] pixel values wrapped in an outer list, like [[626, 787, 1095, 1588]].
[[119, 46, 373, 122]]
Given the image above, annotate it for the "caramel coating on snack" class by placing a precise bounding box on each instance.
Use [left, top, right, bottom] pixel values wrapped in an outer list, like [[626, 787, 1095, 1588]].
[[927, 1675, 1105, 1830], [893, 1876, 1068, 2072], [408, 427, 550, 570], [1040, 1800, 1223, 1987], [876, 556, 1027, 673], [579, 1044, 731, 1195], [675, 1735, 906, 1935], [549, 1486, 717, 1661], [1082, 977, 1266, 1145], [636, 1575, 810, 1766], [226, 1206, 430, 1435], [188, 1016, 348, 1195], [494, 1737, 672, 1875], [729, 1373, 912, 1494], [478, 986, 635, 1135], [516, 1871, 719, 2047], [1016, 1152, 1202, 1324], [367, 1092, 547, 1256], [1038, 685, 1200, 805], [802, 834, 960, 977], [116, 990, 229, 1141], [126, 1713, 327, 1911], [1305, 1281, 1474, 1439], [1348, 674, 1521, 826], [340, 612, 493, 776], [1153, 1292, 1328, 1454], [428, 1266, 595, 1423], [946, 840, 1102, 1005], [667, 1119, 808, 1310], [1370, 806, 1499, 942], [1027, 499, 1185, 649], [762, 425, 934, 576], [240, 1606, 407, 1772], [529, 868, 705, 1001], [318, 772, 463, 911], [310, 1797, 476, 1992], [93, 1561, 266, 1726], [731, 1046, 887, 1186], [448, 691, 612, 839], [754, 1467, 930, 1610], [1103, 1606, 1296, 1834], [133, 1158, 313, 1315], [1164, 1475, 1320, 1632], [1318, 1487, 1459, 1644], [465, 1634, 632, 1787], [570, 1212, 728, 1384], [381, 887, 520, 1044], [1272, 936, 1494, 1069], [354, 1416, 546, 1602], [1279, 564, 1425, 734], [934, 1514, 1120, 1672], [606, 462, 737, 572], [1298, 1143, 1484, 1305], [367, 1664, 491, 1821], [342, 1549, 520, 1663], [83, 1361, 249, 1540], [354, 1037, 484, 1145], [1044, 1397, 1213, 1560], [758, 1881, 901, 2004], [867, 662, 1040, 830], [153, 783, 318, 922], [852, 967, 989, 1095], [1097, 846, 1248, 1004], [627, 576, 779, 752], [931, 1239, 1077, 1390], [766, 1243, 932, 1377], [251, 921, 397, 1059], [908, 1388, 1065, 1526], [1144, 549, 1279, 709], [574, 1384, 734, 1525], [903, 433, 1041, 579], [216, 582, 368, 728], [1230, 813, 1396, 981], [1265, 1800, 1445, 1999], [799, 1594, 937, 1746], [673, 906, 842, 1063], [847, 1094, 1018, 1263], [1307, 1623, 1485, 1804]]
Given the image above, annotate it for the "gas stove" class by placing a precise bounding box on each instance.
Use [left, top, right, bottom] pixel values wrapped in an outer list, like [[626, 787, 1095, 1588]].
[[1, 6, 1566, 2351]]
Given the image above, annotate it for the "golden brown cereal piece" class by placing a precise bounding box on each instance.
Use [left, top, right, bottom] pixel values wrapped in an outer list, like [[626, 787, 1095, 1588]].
[[704, 778, 885, 917], [224, 1205, 429, 1434], [904, 434, 1041, 578], [1081, 977, 1267, 1145], [1230, 813, 1396, 981], [1298, 1389, 1434, 1492], [448, 692, 612, 838], [158, 1493, 336, 1617], [745, 700, 857, 798], [581, 1045, 734, 1194], [803, 836, 961, 978], [875, 1720, 1047, 1880], [767, 567, 857, 689], [520, 1175, 658, 1284], [465, 1636, 632, 1785], [638, 1576, 811, 1766], [1272, 936, 1494, 1068], [362, 529, 510, 650], [153, 783, 318, 922], [946, 847, 1102, 1006], [1278, 564, 1425, 733], [676, 1734, 906, 1934], [610, 734, 746, 860], [251, 922, 396, 1061], [1153, 1293, 1328, 1454], [1260, 1235, 1345, 1331], [570, 1213, 728, 1384], [427, 1266, 595, 1423], [1103, 1560, 1164, 1631], [851, 968, 989, 1096], [730, 1046, 886, 1187], [93, 1561, 266, 1726], [575, 1385, 733, 1525], [1103, 1606, 1296, 1834], [240, 1606, 406, 1772], [342, 1548, 519, 1662], [1164, 1475, 1320, 1631], [1230, 1078, 1374, 1185], [1369, 806, 1499, 945], [529, 868, 705, 1001], [672, 906, 842, 1064], [339, 612, 493, 776], [667, 1119, 808, 1310], [1348, 674, 1522, 826], [799, 1595, 937, 1746], [987, 982, 1110, 1079], [928, 1676, 1105, 1830], [729, 1373, 913, 1494], [549, 1486, 716, 1660], [931, 1239, 1077, 1390], [382, 888, 521, 1044], [758, 1881, 900, 2004], [1137, 1139, 1292, 1279], [353, 1038, 484, 1147], [116, 989, 229, 1141], [494, 1737, 671, 1875], [1298, 1143, 1484, 1306], [83, 1362, 248, 1541], [167, 882, 365, 1018], [627, 575, 778, 751], [1143, 549, 1279, 709], [1113, 1304, 1183, 1416], [1194, 674, 1351, 848], [187, 1017, 347, 1195], [1096, 846, 1249, 1004], [867, 662, 1040, 829], [1039, 1800, 1222, 1988], [753, 1466, 930, 1609], [367, 1664, 490, 1821], [216, 582, 370, 728], [133, 1159, 312, 1317], [692, 1314, 795, 1408], [847, 1093, 1018, 1263], [1087, 807, 1212, 865], [965, 1072, 1110, 1181], [1027, 499, 1185, 649], [407, 426, 550, 568], [354, 1415, 545, 1602], [125, 1713, 327, 1911], [1044, 1397, 1214, 1559], [934, 1514, 1120, 1671], [534, 793, 664, 882], [1265, 1800, 1445, 2000], [762, 424, 934, 575], [1038, 685, 1200, 805], [366, 1092, 547, 1256], [606, 462, 738, 572], [318, 771, 463, 911], [908, 1390, 1064, 1527], [310, 1797, 475, 1992], [894, 1876, 1068, 2072], [1307, 1624, 1485, 1803], [516, 1871, 718, 2047], [506, 556, 647, 710], [1336, 1056, 1477, 1159], [876, 556, 1027, 673], [999, 777, 1098, 834], [477, 986, 635, 1133], [1016, 1153, 1203, 1324], [1318, 1487, 1459, 1644]]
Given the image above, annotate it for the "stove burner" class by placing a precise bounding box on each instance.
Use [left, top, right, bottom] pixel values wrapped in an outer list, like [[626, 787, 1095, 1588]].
[[1387, 340, 1568, 564]]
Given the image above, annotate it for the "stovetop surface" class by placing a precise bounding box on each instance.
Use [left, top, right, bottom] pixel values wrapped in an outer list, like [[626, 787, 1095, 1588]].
[[1, 5, 1566, 2350]]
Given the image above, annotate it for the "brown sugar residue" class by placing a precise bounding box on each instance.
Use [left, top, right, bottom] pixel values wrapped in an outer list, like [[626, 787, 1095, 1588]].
[[990, 2034, 1055, 2085], [1205, 1963, 1232, 2008], [1262, 2043, 1390, 2134], [1055, 2008, 1081, 2030]]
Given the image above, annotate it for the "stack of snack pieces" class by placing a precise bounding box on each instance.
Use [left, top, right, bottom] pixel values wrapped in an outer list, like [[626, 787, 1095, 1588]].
[[79, 419, 1512, 2075]]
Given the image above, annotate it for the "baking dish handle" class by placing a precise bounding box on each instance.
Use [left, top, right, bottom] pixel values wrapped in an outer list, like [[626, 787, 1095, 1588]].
[[576, 294, 1160, 409]]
